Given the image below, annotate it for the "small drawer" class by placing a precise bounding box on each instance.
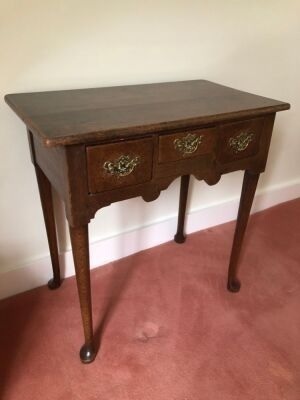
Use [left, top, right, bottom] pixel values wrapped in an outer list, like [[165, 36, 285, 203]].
[[86, 138, 153, 193], [218, 118, 264, 164], [158, 127, 217, 163]]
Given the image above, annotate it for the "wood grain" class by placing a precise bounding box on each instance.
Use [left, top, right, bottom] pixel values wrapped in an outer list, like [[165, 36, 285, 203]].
[[35, 165, 61, 289], [87, 138, 153, 193], [69, 224, 96, 363], [5, 80, 290, 147], [158, 127, 217, 163], [6, 80, 290, 363], [174, 175, 190, 244], [227, 171, 260, 292]]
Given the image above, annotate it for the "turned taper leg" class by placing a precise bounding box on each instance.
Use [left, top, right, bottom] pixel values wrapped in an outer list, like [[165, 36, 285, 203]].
[[227, 170, 260, 293], [69, 224, 96, 363], [35, 165, 61, 289], [174, 175, 190, 244]]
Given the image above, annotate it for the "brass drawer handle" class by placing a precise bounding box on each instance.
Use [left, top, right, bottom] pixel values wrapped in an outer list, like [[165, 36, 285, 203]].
[[229, 132, 255, 153], [103, 155, 140, 177], [174, 133, 203, 155]]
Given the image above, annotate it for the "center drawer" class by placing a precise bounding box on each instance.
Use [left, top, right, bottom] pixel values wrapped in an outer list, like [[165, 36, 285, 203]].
[[158, 127, 217, 163], [86, 138, 153, 194]]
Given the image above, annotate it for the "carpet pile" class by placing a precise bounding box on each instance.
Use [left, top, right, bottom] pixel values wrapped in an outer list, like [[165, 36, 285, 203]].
[[0, 199, 299, 399]]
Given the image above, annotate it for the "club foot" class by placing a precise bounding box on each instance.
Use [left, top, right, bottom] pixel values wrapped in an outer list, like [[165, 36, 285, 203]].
[[80, 344, 96, 364], [47, 278, 61, 290], [174, 233, 186, 244], [227, 277, 241, 293]]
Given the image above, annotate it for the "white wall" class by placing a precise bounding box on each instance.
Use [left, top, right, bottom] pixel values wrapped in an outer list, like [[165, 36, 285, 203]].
[[0, 1, 299, 290]]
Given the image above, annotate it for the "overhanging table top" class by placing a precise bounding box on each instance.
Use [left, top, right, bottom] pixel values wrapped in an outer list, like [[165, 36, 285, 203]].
[[5, 80, 290, 147]]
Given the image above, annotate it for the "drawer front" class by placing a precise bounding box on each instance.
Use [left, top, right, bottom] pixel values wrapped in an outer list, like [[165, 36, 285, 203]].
[[218, 118, 264, 164], [87, 138, 153, 193], [158, 127, 217, 163]]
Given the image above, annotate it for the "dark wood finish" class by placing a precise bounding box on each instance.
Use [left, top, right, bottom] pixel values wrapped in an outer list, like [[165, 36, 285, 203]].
[[5, 80, 290, 363], [5, 80, 289, 147], [215, 114, 276, 177], [218, 117, 264, 164], [69, 225, 96, 363], [227, 171, 260, 292], [87, 138, 153, 193], [158, 127, 217, 163], [32, 134, 68, 201], [34, 164, 61, 289], [174, 175, 190, 243]]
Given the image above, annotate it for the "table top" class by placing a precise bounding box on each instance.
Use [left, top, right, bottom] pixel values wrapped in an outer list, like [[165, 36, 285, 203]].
[[5, 80, 290, 147]]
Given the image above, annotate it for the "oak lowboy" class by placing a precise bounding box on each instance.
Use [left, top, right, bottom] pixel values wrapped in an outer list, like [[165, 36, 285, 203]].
[[5, 80, 290, 363]]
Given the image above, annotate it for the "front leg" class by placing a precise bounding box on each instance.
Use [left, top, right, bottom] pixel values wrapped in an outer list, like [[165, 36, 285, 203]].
[[227, 170, 260, 292], [69, 224, 96, 363]]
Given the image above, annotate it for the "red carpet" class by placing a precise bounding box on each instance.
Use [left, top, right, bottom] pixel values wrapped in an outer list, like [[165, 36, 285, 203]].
[[0, 199, 300, 400]]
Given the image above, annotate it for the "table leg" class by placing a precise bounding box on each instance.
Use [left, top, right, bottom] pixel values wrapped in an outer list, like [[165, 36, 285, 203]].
[[69, 224, 96, 363], [35, 165, 61, 289], [227, 170, 260, 292], [174, 175, 190, 244]]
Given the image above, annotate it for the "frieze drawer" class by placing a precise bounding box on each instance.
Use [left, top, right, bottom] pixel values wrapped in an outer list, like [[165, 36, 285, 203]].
[[86, 138, 153, 193], [158, 127, 217, 163], [218, 118, 265, 164]]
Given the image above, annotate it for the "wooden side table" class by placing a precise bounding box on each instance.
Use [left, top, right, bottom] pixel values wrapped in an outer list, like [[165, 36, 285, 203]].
[[5, 80, 290, 363]]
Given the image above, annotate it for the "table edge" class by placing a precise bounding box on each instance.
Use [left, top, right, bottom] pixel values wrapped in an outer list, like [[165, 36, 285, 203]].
[[4, 90, 290, 148]]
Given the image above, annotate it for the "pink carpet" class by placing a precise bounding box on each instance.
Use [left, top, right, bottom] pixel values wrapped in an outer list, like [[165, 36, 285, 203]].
[[0, 199, 300, 400]]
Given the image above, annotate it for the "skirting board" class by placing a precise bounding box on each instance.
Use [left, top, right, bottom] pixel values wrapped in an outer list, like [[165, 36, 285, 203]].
[[1, 179, 299, 300]]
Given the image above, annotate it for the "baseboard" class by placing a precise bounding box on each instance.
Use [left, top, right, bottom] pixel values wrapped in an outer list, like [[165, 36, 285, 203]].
[[1, 179, 299, 300]]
